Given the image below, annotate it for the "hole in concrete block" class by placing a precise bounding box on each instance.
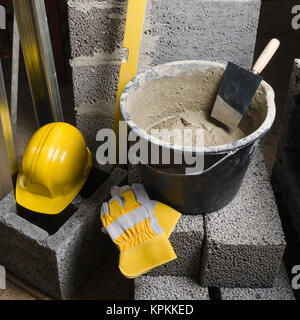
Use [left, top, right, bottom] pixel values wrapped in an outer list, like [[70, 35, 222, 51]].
[[79, 167, 109, 198], [16, 203, 77, 236], [16, 167, 110, 235], [208, 287, 221, 300]]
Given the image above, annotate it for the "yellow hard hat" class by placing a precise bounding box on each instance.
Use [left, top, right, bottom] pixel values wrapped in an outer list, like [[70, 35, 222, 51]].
[[16, 122, 92, 214]]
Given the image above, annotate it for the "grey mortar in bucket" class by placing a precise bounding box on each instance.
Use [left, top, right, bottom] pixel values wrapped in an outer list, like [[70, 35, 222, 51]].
[[120, 60, 276, 214]]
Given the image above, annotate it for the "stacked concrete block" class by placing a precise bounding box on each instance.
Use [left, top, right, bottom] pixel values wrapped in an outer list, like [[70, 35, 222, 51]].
[[68, 0, 261, 163], [220, 264, 295, 300], [201, 146, 286, 288], [133, 146, 287, 299], [271, 59, 300, 301], [134, 276, 209, 300], [273, 59, 300, 238], [149, 214, 205, 276], [0, 168, 127, 299], [68, 0, 127, 169], [134, 264, 295, 300]]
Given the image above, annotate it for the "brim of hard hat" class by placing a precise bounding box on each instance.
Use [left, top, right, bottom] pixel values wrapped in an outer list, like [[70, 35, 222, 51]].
[[16, 149, 92, 215], [119, 233, 177, 279]]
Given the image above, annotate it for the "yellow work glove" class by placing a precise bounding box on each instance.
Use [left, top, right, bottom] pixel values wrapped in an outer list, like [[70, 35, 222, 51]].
[[100, 184, 181, 278]]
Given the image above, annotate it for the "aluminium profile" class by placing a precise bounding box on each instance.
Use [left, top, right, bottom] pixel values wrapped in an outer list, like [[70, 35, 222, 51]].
[[13, 0, 64, 127], [10, 14, 20, 142]]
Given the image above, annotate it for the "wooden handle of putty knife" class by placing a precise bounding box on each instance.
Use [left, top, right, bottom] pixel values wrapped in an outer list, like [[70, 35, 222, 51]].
[[252, 38, 280, 74]]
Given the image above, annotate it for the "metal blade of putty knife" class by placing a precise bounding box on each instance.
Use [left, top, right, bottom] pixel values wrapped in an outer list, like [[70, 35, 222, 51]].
[[211, 38, 280, 128]]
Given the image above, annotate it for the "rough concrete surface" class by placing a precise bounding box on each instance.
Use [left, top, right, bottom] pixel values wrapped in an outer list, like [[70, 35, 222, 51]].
[[274, 59, 300, 237], [0, 168, 127, 299], [68, 0, 261, 158], [138, 0, 261, 71], [68, 0, 127, 59], [134, 275, 209, 300], [281, 59, 300, 146], [201, 146, 286, 288], [71, 64, 119, 163], [220, 264, 295, 300], [128, 164, 141, 185], [68, 0, 261, 68], [149, 214, 205, 276]]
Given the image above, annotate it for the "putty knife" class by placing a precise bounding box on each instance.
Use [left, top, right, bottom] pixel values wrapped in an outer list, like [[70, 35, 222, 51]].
[[211, 38, 280, 128]]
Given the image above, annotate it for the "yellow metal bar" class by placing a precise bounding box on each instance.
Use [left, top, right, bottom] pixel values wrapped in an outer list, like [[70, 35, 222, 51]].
[[113, 0, 147, 138], [0, 118, 13, 199], [0, 60, 18, 176]]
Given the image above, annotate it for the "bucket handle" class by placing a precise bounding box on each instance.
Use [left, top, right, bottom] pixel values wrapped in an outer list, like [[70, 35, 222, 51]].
[[201, 141, 257, 174], [200, 149, 239, 174], [143, 148, 240, 177]]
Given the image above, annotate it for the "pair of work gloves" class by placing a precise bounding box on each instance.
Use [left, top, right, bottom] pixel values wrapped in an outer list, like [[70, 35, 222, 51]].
[[100, 184, 181, 279]]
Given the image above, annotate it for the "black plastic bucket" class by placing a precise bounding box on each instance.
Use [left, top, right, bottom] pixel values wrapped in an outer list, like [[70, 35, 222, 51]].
[[120, 61, 276, 214]]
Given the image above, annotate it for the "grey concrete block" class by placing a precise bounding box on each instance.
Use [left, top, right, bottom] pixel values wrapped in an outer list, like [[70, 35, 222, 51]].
[[149, 214, 205, 276], [68, 0, 127, 58], [274, 59, 300, 237], [134, 275, 209, 300], [128, 164, 141, 185], [220, 264, 295, 300], [68, 1, 125, 154], [0, 192, 16, 220], [72, 65, 119, 162], [72, 65, 120, 107], [272, 164, 300, 242], [201, 146, 286, 288], [68, 0, 261, 68], [138, 0, 261, 71], [282, 59, 300, 146], [0, 168, 127, 299]]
